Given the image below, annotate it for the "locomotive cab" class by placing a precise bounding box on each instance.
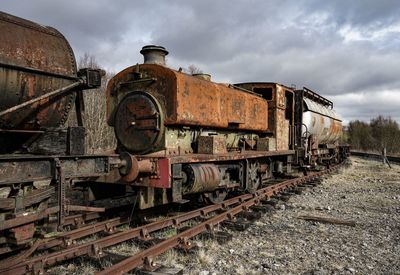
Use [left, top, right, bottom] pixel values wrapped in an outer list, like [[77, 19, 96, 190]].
[[234, 82, 295, 152]]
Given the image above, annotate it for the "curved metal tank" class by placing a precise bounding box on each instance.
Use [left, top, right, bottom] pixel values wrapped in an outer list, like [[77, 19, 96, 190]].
[[0, 11, 77, 131], [302, 98, 342, 144]]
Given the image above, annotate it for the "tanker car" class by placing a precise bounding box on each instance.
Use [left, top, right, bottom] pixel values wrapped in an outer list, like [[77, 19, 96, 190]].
[[0, 11, 348, 258]]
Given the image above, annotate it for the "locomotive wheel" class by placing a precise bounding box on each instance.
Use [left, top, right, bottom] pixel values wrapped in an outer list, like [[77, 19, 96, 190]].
[[203, 189, 227, 204]]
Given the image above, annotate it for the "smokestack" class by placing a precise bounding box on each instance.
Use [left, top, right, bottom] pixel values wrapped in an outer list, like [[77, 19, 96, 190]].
[[140, 45, 169, 66]]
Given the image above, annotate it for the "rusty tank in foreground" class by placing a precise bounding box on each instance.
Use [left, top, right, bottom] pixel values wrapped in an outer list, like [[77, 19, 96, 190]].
[[0, 11, 77, 130], [0, 11, 81, 152]]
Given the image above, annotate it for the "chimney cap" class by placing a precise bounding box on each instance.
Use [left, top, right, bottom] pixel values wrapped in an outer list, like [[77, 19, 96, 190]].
[[140, 45, 169, 56]]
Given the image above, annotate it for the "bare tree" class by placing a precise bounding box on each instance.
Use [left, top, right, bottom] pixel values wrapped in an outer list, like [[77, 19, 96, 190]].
[[187, 64, 203, 74], [370, 116, 400, 153], [348, 116, 400, 155], [348, 120, 374, 151], [68, 54, 116, 153]]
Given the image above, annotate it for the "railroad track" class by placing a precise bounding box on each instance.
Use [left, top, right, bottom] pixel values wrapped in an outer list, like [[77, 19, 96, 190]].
[[351, 151, 400, 164], [0, 163, 345, 275]]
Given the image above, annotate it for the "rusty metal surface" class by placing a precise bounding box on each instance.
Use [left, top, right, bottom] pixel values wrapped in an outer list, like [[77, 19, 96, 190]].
[[234, 82, 295, 151], [167, 149, 296, 164], [107, 63, 269, 155], [182, 164, 221, 194], [197, 136, 227, 154], [174, 71, 268, 131], [0, 11, 77, 148], [107, 64, 268, 132], [0, 206, 59, 231], [9, 223, 35, 244], [0, 194, 249, 273], [2, 216, 128, 267], [0, 153, 119, 237], [114, 91, 164, 154], [0, 154, 117, 185], [148, 158, 171, 188], [100, 150, 295, 185]]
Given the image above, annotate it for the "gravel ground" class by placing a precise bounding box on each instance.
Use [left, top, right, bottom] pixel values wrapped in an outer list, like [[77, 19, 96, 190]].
[[50, 157, 400, 274]]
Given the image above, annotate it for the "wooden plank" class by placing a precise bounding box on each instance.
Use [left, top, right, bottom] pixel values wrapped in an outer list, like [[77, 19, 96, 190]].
[[297, 215, 356, 226]]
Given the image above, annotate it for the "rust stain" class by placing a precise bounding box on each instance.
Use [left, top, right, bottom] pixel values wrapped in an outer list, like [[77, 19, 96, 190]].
[[174, 71, 268, 131], [0, 11, 77, 131]]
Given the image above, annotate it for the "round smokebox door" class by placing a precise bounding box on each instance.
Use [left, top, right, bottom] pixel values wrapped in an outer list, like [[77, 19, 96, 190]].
[[114, 92, 163, 154]]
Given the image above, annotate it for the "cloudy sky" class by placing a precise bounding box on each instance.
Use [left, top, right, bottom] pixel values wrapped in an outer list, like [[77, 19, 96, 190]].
[[2, 0, 400, 124]]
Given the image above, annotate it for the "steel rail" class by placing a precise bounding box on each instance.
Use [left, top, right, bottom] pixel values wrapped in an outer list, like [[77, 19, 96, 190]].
[[0, 165, 341, 275], [98, 168, 336, 274], [0, 192, 255, 274], [0, 217, 128, 269], [0, 211, 102, 258]]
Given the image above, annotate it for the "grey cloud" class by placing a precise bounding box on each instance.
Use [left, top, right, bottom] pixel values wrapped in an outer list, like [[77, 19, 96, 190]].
[[331, 88, 400, 123], [307, 0, 400, 27], [1, 0, 399, 123]]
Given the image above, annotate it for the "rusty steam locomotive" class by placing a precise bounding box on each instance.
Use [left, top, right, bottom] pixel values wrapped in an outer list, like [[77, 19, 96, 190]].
[[105, 45, 345, 208], [0, 11, 348, 255]]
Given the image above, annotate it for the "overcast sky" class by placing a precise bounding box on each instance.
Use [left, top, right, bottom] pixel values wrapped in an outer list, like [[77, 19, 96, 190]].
[[2, 0, 400, 124]]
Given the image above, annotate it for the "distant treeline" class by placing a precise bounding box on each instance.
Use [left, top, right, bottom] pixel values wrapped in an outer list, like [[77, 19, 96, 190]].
[[347, 116, 400, 155]]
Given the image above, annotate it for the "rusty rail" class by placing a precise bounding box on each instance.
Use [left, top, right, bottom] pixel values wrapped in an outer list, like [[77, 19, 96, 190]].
[[0, 164, 341, 275], [97, 168, 336, 275], [0, 216, 128, 268]]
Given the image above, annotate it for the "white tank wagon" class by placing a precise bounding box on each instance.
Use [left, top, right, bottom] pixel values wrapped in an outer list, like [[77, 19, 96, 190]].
[[294, 87, 343, 167], [302, 97, 342, 144]]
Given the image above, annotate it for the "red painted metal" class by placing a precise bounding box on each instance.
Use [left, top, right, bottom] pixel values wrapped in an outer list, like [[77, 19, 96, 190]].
[[149, 158, 171, 188]]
